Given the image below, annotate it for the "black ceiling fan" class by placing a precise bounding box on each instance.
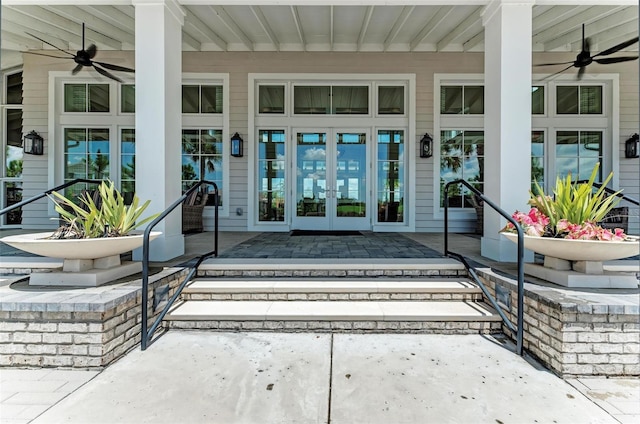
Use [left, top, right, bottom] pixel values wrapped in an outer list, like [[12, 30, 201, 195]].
[[23, 23, 134, 83], [535, 24, 639, 80]]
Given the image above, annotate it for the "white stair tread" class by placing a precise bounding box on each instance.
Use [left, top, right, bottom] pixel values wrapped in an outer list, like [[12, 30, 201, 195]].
[[186, 279, 479, 293], [167, 301, 499, 322]]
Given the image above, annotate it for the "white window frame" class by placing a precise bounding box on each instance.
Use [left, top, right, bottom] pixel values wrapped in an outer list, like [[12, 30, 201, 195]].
[[248, 73, 415, 232], [434, 73, 619, 220], [1, 68, 24, 228], [49, 72, 230, 217], [182, 73, 230, 217]]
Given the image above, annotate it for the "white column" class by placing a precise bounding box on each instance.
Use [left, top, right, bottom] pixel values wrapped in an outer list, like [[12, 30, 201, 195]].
[[132, 0, 185, 261], [481, 0, 534, 262]]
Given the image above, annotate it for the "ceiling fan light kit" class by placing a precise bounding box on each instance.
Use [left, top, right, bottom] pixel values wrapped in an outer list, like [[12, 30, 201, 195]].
[[23, 23, 134, 83], [534, 24, 639, 80]]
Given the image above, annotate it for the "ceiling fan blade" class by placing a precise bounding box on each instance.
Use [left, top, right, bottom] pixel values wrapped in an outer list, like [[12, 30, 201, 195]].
[[593, 37, 640, 58], [534, 60, 575, 67], [25, 32, 75, 57], [583, 37, 591, 55], [92, 64, 123, 83], [21, 51, 74, 60], [539, 63, 575, 81], [94, 61, 135, 73], [87, 44, 97, 59], [594, 56, 639, 64], [577, 66, 585, 80]]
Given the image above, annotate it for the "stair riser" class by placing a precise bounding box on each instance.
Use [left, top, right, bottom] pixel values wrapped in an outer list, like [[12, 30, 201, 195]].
[[182, 293, 483, 302], [168, 320, 502, 334], [198, 270, 468, 278]]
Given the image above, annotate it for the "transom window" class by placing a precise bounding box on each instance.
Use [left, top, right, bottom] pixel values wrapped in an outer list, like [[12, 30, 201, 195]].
[[440, 85, 484, 114], [293, 85, 369, 115], [556, 85, 602, 115], [182, 85, 223, 114], [64, 83, 109, 113]]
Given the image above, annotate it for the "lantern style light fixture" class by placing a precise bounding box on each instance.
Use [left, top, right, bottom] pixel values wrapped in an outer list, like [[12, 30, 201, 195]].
[[420, 133, 433, 158], [230, 132, 243, 157], [625, 133, 639, 158], [23, 130, 44, 155]]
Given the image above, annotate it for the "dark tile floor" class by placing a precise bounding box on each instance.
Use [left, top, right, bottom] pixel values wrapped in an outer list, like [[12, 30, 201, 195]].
[[217, 231, 443, 259]]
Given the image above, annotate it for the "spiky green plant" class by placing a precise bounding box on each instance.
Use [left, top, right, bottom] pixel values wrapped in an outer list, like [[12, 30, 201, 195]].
[[528, 163, 622, 235], [50, 181, 158, 239]]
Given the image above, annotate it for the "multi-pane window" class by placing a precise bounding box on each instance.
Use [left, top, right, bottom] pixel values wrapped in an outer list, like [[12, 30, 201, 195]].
[[64, 83, 109, 112], [531, 131, 545, 193], [378, 86, 405, 115], [63, 128, 110, 196], [2, 71, 23, 225], [294, 85, 369, 115], [532, 86, 545, 115], [120, 129, 135, 203], [181, 129, 223, 205], [259, 85, 285, 114], [555, 131, 603, 181], [121, 85, 135, 113], [556, 86, 602, 114], [440, 130, 484, 207], [440, 86, 484, 114], [258, 130, 285, 221], [377, 130, 404, 222], [182, 85, 223, 113]]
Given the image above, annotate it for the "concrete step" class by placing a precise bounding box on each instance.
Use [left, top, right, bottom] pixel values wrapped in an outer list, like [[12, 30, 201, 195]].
[[165, 300, 502, 334], [197, 258, 466, 278], [182, 278, 483, 301]]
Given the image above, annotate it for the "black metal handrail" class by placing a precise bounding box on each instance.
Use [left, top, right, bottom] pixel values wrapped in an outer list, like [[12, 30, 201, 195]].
[[574, 180, 639, 206], [0, 178, 104, 218], [444, 180, 525, 356], [141, 180, 219, 350]]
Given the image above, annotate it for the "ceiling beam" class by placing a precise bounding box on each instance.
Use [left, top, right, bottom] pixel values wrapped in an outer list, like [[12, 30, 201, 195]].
[[357, 6, 374, 51], [383, 6, 415, 51], [533, 6, 622, 45], [462, 29, 484, 52], [410, 6, 454, 51], [572, 21, 639, 52], [2, 20, 69, 51], [209, 5, 253, 51], [1, 30, 43, 50], [250, 5, 279, 51], [184, 6, 227, 51], [5, 6, 122, 50], [182, 30, 202, 51], [290, 5, 306, 50], [533, 6, 580, 34], [2, 7, 83, 49], [436, 7, 483, 51], [78, 5, 135, 34], [545, 7, 636, 51], [43, 5, 134, 46]]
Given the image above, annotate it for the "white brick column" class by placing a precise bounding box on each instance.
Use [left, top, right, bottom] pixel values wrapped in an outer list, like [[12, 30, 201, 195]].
[[132, 0, 185, 260], [481, 0, 534, 262]]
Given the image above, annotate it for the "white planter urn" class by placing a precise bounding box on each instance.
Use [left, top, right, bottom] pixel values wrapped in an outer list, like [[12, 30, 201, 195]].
[[1, 231, 161, 286], [501, 232, 639, 288]]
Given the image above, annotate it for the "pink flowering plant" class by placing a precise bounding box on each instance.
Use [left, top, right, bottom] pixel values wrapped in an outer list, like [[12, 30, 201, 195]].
[[502, 163, 628, 241]]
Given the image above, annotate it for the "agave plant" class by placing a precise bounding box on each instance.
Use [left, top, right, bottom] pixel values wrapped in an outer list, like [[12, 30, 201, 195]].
[[50, 180, 158, 239], [528, 163, 622, 236]]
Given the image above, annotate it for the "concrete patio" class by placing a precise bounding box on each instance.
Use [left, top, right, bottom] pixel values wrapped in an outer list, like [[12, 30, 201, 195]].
[[2, 332, 639, 424]]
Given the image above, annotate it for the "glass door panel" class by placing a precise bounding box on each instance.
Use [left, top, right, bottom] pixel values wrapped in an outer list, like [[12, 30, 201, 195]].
[[293, 129, 369, 231]]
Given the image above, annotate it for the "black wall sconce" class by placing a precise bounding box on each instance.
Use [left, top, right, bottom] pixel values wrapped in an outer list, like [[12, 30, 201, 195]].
[[625, 133, 639, 158], [231, 132, 243, 157], [420, 133, 433, 158], [23, 130, 44, 155]]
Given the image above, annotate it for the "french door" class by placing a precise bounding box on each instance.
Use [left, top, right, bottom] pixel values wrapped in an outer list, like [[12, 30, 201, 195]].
[[292, 128, 370, 230]]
